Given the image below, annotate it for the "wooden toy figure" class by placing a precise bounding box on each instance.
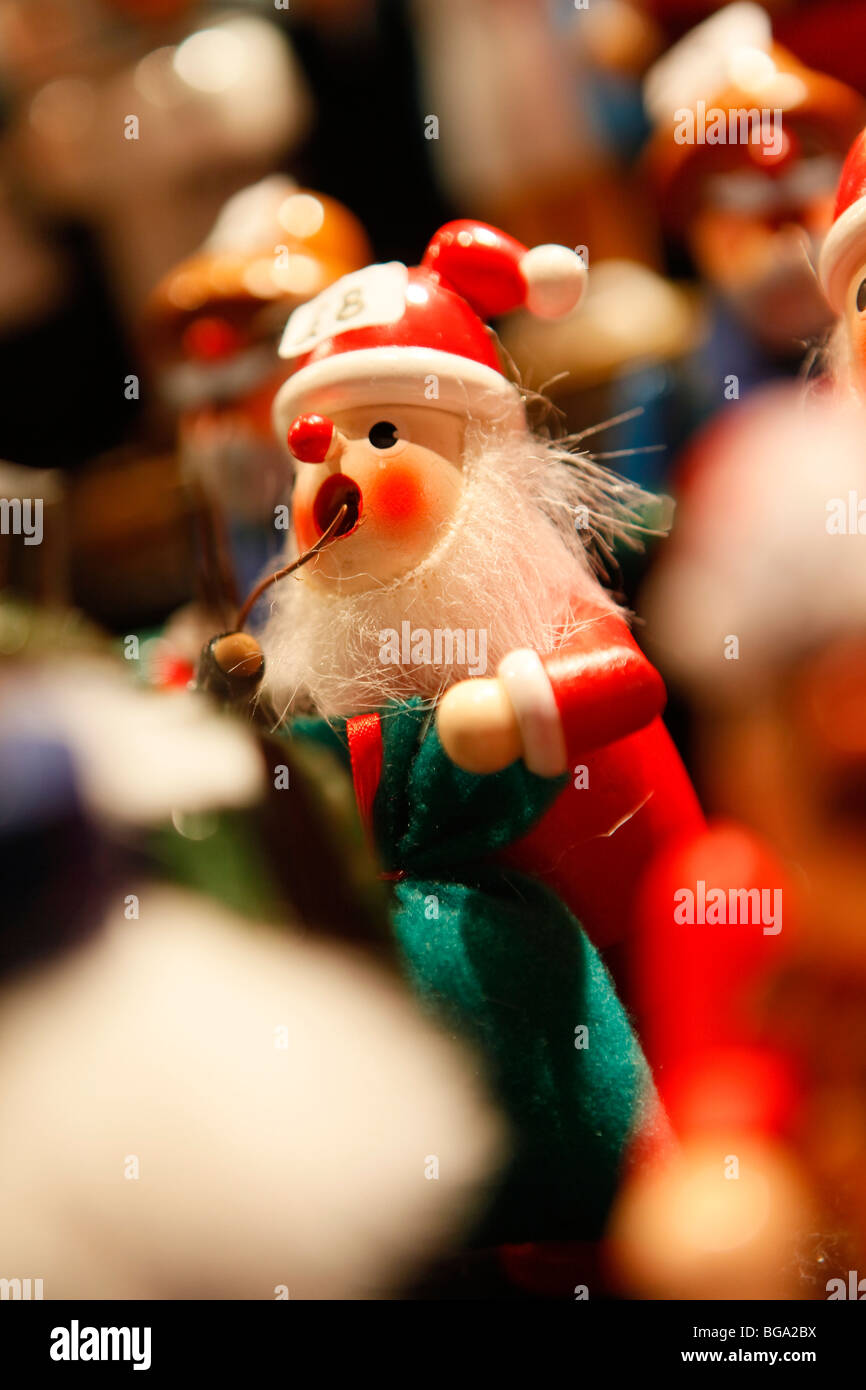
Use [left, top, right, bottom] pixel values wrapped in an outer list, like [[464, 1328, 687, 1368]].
[[204, 221, 704, 1265], [643, 3, 864, 364]]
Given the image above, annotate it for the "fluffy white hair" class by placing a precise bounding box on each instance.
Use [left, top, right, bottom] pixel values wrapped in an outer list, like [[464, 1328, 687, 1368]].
[[0, 887, 504, 1298], [258, 424, 657, 722]]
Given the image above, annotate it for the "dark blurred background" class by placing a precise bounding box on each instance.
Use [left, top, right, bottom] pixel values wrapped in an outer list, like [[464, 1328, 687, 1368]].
[[2, 0, 865, 632], [0, 0, 453, 473]]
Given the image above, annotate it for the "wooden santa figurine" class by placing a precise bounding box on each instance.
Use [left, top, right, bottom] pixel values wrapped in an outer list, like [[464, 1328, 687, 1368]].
[[204, 221, 705, 1266]]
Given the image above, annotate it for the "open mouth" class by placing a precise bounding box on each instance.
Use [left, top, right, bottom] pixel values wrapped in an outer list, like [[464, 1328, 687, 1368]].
[[313, 473, 363, 539]]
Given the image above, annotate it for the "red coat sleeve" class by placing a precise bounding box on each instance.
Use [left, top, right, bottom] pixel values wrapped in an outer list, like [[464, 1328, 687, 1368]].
[[542, 606, 668, 766]]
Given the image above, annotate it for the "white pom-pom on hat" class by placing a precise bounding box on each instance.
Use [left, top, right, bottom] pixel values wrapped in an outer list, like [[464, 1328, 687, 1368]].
[[521, 243, 587, 319]]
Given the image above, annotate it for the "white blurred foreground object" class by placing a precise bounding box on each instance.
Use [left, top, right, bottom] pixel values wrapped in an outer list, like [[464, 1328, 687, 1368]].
[[0, 888, 505, 1299], [1, 658, 264, 826]]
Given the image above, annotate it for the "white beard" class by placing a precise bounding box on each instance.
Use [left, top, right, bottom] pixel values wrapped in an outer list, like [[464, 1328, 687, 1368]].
[[258, 427, 650, 722]]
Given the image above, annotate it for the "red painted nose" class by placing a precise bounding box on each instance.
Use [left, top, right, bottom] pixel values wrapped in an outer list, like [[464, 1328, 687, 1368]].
[[288, 413, 335, 464]]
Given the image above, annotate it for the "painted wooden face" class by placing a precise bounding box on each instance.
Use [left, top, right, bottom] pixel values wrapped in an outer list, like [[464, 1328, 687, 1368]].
[[291, 403, 466, 592], [844, 259, 866, 393]]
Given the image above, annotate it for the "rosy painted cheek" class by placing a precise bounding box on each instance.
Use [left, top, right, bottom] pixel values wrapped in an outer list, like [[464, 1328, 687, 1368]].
[[366, 466, 428, 530]]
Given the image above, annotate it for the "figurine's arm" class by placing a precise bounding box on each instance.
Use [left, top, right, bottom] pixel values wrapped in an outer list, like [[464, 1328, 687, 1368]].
[[437, 606, 666, 777], [502, 610, 667, 776]]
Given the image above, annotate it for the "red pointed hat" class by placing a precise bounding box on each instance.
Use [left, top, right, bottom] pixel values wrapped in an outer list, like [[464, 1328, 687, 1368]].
[[272, 220, 586, 438], [820, 126, 866, 312]]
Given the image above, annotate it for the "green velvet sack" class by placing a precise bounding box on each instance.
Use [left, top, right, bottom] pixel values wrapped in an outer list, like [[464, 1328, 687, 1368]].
[[293, 698, 657, 1243]]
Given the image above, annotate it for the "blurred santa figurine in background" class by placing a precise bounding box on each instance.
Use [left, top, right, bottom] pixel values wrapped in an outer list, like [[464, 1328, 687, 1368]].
[[619, 386, 866, 1299], [644, 3, 864, 363], [144, 177, 371, 686]]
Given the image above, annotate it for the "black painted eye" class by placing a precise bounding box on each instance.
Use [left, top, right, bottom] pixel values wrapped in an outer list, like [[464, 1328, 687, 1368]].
[[368, 420, 399, 449], [857, 279, 866, 313]]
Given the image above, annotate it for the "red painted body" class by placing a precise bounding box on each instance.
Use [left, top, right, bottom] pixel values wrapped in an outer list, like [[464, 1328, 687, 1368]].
[[632, 820, 802, 1139], [501, 603, 705, 950]]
